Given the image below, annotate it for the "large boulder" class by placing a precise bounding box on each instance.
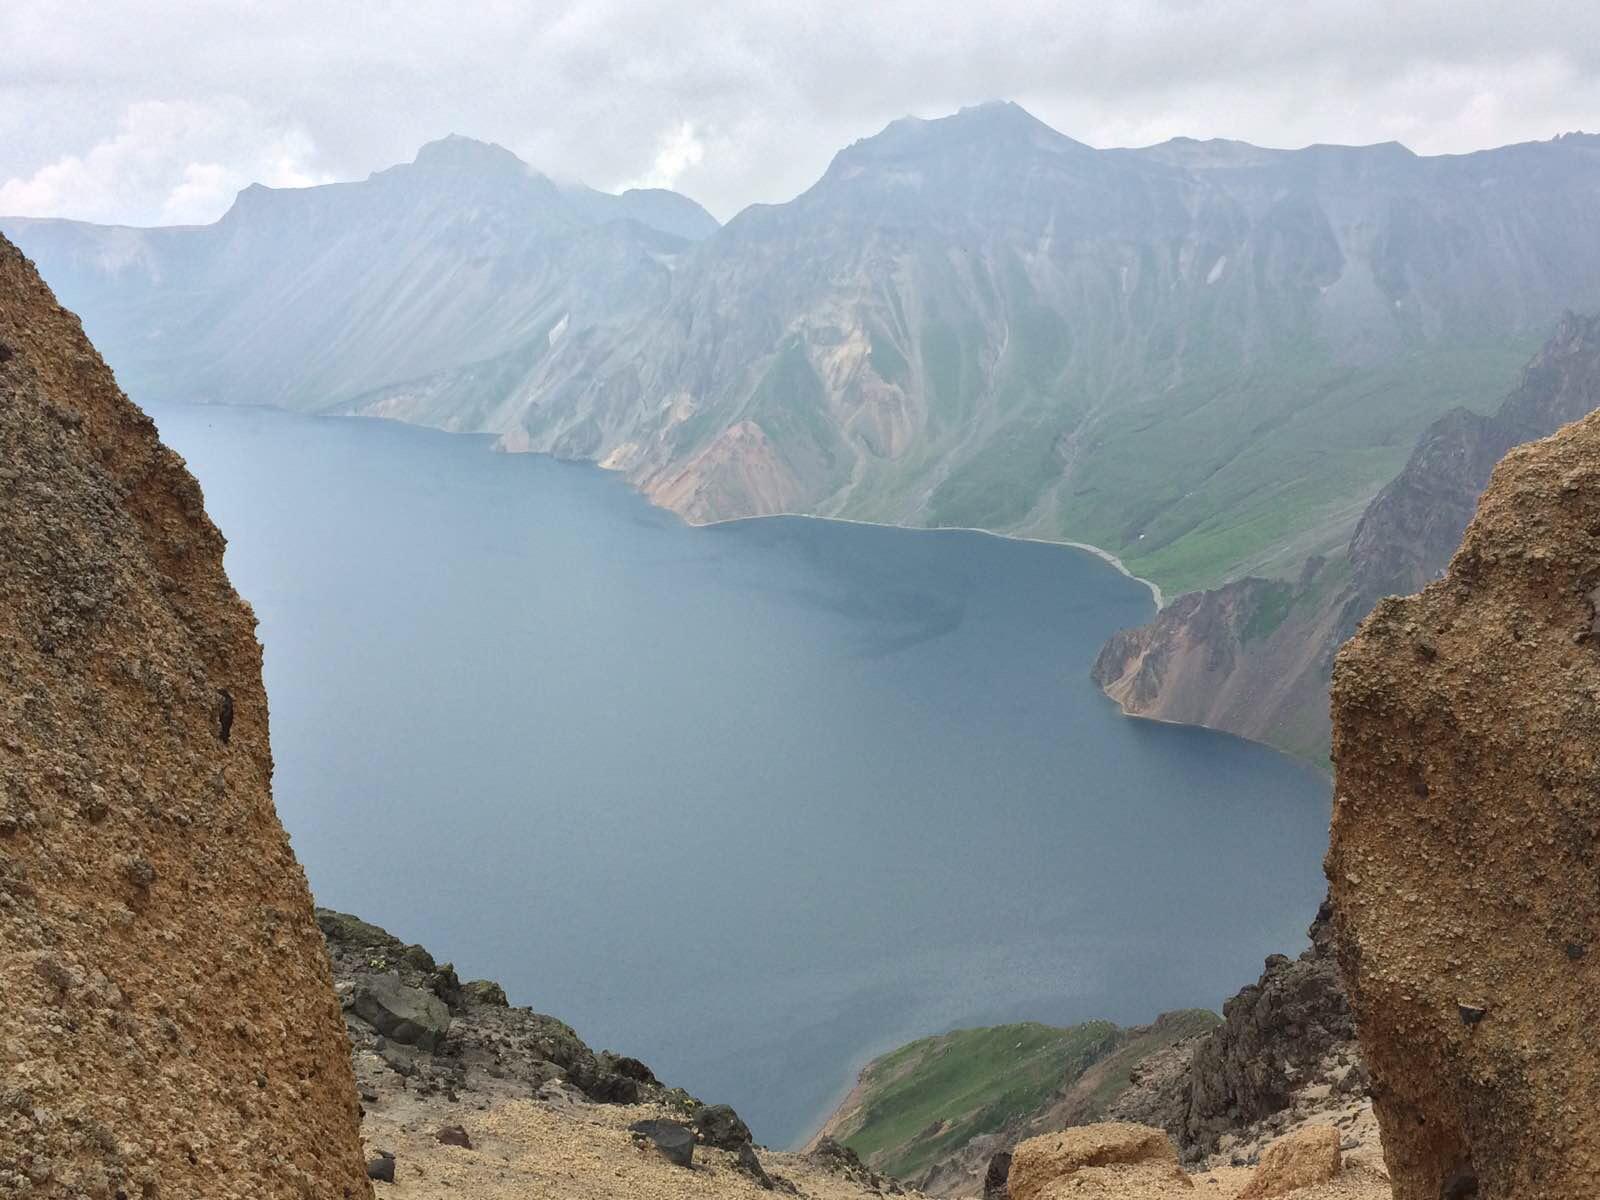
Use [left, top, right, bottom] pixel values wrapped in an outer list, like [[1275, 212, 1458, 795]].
[[0, 234, 370, 1197], [1008, 1123, 1190, 1200], [694, 1102, 754, 1149], [352, 974, 452, 1050], [1330, 403, 1600, 1198], [1237, 1125, 1342, 1198]]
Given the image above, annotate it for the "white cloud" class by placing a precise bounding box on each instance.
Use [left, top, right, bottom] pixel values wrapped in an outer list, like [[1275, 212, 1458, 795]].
[[0, 99, 333, 226], [2, 1, 1599, 224], [628, 121, 706, 192]]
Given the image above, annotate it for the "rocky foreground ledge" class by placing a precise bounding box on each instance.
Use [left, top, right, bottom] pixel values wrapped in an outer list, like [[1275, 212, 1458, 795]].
[[318, 908, 1393, 1200], [317, 908, 918, 1198]]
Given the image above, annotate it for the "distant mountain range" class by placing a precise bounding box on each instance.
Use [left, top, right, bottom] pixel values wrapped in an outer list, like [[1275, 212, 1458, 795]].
[[9, 104, 1600, 603], [3, 134, 716, 427]]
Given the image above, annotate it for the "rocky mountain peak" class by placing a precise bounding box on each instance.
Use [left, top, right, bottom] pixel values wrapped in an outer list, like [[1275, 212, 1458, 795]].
[[820, 99, 1089, 183], [408, 133, 534, 177]]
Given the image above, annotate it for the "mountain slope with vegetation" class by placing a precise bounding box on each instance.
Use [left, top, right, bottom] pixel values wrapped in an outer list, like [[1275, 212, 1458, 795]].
[[1, 134, 716, 423], [1093, 310, 1600, 761], [813, 1012, 1220, 1187], [8, 112, 1600, 596], [815, 906, 1370, 1197]]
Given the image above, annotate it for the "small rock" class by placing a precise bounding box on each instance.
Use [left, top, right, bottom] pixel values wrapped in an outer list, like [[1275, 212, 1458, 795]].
[[366, 1153, 395, 1183], [378, 1041, 418, 1077], [535, 1080, 586, 1110], [597, 1051, 657, 1083], [436, 1125, 472, 1149], [1457, 1003, 1488, 1026], [124, 857, 156, 889], [736, 1141, 774, 1189], [629, 1119, 694, 1168], [33, 953, 81, 992]]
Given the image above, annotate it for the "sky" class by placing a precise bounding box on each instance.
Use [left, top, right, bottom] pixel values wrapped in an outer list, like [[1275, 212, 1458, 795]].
[[3, 0, 1598, 227]]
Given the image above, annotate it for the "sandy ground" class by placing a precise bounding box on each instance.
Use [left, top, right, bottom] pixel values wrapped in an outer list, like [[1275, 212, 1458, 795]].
[[361, 1092, 925, 1199], [361, 1084, 1392, 1200]]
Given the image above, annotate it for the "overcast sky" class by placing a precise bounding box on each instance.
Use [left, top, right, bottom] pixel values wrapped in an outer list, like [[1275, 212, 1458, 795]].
[[4, 0, 1598, 227]]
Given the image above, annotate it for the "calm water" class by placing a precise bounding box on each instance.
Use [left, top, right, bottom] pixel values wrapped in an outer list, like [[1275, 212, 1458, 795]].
[[150, 403, 1331, 1147]]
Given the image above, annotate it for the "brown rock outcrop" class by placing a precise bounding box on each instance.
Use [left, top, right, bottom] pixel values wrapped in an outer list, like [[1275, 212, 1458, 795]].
[[1008, 1124, 1191, 1200], [1236, 1126, 1341, 1199], [0, 235, 370, 1197], [1329, 403, 1600, 1196]]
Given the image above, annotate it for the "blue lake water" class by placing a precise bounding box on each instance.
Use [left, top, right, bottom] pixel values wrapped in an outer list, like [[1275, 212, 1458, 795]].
[[150, 403, 1332, 1148]]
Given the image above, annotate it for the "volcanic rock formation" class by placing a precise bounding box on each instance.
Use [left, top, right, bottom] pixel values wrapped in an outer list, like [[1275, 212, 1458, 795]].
[[1179, 903, 1360, 1160], [1329, 404, 1600, 1196], [0, 235, 370, 1198]]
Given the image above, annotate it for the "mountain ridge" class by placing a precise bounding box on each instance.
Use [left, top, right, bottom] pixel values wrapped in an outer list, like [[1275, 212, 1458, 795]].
[[9, 107, 1600, 598]]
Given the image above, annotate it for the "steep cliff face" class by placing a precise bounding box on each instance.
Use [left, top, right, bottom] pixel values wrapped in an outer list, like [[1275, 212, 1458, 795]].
[[1329, 403, 1600, 1198], [502, 118, 1600, 593], [14, 117, 1600, 595], [1179, 904, 1360, 1161], [0, 236, 369, 1198], [1095, 311, 1600, 761]]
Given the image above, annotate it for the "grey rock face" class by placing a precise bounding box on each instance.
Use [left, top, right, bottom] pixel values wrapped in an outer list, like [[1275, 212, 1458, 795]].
[[1179, 902, 1356, 1160], [694, 1103, 753, 1149], [1094, 311, 1600, 762], [352, 974, 452, 1051]]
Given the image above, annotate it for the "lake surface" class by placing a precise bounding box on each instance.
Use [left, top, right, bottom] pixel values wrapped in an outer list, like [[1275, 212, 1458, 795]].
[[150, 403, 1332, 1148]]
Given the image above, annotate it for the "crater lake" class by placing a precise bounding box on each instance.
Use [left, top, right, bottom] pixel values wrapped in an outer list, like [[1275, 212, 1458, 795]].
[[150, 403, 1332, 1147]]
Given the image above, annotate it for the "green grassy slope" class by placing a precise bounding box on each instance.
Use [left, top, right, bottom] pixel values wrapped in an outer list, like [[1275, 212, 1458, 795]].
[[1055, 337, 1538, 595], [832, 1010, 1219, 1180]]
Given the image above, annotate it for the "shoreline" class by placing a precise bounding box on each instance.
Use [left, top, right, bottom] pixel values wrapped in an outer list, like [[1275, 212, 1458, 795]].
[[323, 406, 1169, 610], [693, 510, 1165, 610]]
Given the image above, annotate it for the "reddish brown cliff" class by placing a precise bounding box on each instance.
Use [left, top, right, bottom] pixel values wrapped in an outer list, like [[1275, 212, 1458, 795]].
[[0, 235, 370, 1198], [1330, 404, 1600, 1197]]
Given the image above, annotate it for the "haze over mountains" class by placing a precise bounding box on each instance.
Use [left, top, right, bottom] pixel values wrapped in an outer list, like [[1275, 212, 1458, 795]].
[[9, 101, 1600, 602], [3, 133, 717, 425]]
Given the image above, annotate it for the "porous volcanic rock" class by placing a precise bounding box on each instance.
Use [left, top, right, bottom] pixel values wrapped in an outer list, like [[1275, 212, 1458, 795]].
[[0, 233, 370, 1196], [1008, 1123, 1191, 1199], [1236, 1125, 1341, 1198], [1329, 404, 1600, 1197]]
